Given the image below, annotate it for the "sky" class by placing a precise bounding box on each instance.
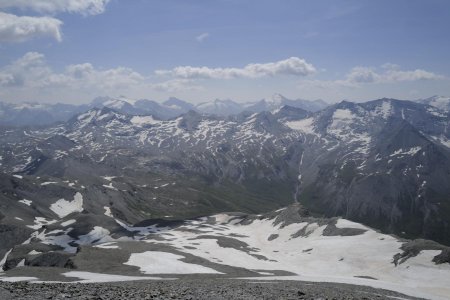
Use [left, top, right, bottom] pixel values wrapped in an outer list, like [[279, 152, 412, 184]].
[[0, 0, 449, 104]]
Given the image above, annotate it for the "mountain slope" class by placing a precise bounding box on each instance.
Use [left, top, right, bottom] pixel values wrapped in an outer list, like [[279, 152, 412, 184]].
[[1, 98, 450, 246], [0, 203, 449, 299], [417, 95, 450, 113]]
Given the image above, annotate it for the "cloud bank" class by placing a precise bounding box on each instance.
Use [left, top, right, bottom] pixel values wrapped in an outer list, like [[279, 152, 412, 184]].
[[0, 52, 145, 94], [345, 66, 444, 84], [156, 57, 317, 79], [0, 53, 446, 103]]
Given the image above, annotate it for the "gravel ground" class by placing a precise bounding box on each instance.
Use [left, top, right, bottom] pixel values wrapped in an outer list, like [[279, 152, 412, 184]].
[[0, 279, 424, 300]]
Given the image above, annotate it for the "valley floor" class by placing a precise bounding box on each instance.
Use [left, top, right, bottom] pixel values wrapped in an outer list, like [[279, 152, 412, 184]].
[[0, 278, 424, 300]]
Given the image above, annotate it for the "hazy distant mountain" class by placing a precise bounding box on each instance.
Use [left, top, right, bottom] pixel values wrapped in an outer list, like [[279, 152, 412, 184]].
[[0, 101, 88, 127], [194, 94, 328, 116], [163, 97, 195, 111], [90, 96, 190, 119], [195, 99, 243, 116], [244, 93, 328, 113], [1, 95, 446, 127], [417, 95, 450, 113]]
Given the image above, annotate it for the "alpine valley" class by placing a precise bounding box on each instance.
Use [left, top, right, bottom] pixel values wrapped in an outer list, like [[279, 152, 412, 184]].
[[1, 95, 450, 300]]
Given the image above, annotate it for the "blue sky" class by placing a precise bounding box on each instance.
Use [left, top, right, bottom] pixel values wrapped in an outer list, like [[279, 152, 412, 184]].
[[0, 0, 449, 104]]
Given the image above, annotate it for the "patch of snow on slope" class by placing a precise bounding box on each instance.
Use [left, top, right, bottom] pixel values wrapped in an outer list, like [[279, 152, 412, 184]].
[[328, 109, 356, 139], [140, 214, 450, 300], [60, 219, 76, 227], [285, 118, 316, 135], [125, 251, 223, 274], [427, 107, 447, 117], [335, 219, 369, 230], [372, 101, 393, 119], [390, 147, 422, 157], [27, 217, 57, 230], [431, 135, 450, 148], [427, 96, 450, 112], [18, 199, 32, 206], [77, 226, 114, 245], [327, 108, 372, 154], [0, 249, 12, 271], [77, 110, 98, 124], [103, 182, 118, 190], [131, 116, 160, 126], [104, 206, 113, 217], [94, 242, 119, 249], [62, 271, 166, 283], [41, 181, 57, 186], [0, 276, 38, 282], [50, 192, 84, 218]]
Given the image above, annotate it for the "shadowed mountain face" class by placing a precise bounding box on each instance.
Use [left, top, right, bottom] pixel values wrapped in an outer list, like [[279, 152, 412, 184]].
[[1, 98, 450, 248]]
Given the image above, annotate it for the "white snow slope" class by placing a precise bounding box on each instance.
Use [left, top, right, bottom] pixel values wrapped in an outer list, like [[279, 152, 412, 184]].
[[137, 212, 450, 300]]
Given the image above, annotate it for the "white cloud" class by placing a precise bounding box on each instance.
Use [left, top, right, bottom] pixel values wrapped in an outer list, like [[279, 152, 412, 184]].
[[0, 52, 145, 93], [382, 69, 443, 82], [195, 32, 209, 42], [0, 0, 110, 16], [345, 67, 379, 83], [298, 65, 445, 93], [151, 79, 203, 92], [0, 52, 206, 102], [0, 12, 62, 43], [156, 57, 317, 79], [344, 65, 444, 84]]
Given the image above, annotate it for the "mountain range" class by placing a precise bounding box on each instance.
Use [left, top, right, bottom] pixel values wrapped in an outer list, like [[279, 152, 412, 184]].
[[0, 94, 329, 127], [1, 95, 450, 298]]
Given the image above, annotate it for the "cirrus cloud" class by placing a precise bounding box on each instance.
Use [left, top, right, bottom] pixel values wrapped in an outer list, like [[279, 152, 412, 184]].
[[156, 57, 317, 79]]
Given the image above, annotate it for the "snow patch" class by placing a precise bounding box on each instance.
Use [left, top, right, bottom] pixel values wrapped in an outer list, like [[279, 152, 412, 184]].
[[125, 251, 222, 274], [50, 192, 84, 218], [18, 199, 32, 206], [131, 116, 160, 126], [62, 271, 166, 283], [285, 118, 316, 134], [61, 219, 76, 227], [104, 206, 113, 217], [373, 101, 393, 119], [390, 147, 421, 157]]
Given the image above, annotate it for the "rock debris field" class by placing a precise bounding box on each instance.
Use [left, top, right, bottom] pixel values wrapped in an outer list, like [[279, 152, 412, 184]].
[[0, 279, 423, 300]]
